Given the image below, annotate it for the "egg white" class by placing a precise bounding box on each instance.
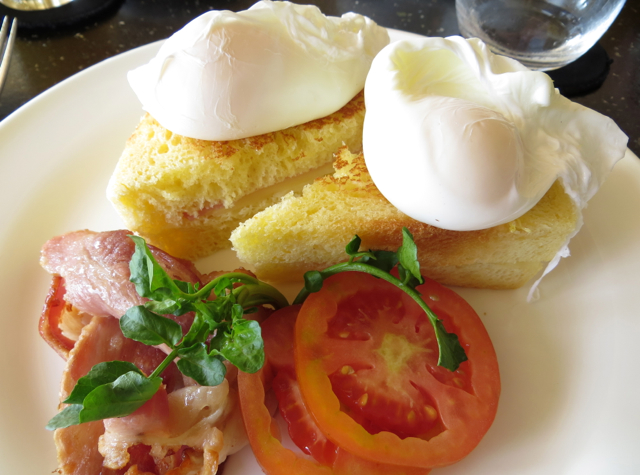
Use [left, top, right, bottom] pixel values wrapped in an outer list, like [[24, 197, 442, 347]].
[[128, 0, 389, 141]]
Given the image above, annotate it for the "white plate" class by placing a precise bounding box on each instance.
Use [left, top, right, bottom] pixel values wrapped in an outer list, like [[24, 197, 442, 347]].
[[0, 30, 639, 475]]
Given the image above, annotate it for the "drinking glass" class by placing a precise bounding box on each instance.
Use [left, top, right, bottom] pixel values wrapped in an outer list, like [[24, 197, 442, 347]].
[[456, 0, 626, 70]]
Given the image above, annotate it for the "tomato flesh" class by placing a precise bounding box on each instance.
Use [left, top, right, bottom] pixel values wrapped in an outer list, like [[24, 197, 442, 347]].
[[262, 304, 299, 372], [273, 369, 339, 466], [326, 286, 455, 439], [250, 303, 432, 474], [262, 305, 340, 466], [294, 272, 500, 468]]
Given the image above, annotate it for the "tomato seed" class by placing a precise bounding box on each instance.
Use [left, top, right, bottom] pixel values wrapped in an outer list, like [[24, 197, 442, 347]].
[[341, 365, 355, 375], [424, 405, 438, 421], [357, 393, 369, 406]]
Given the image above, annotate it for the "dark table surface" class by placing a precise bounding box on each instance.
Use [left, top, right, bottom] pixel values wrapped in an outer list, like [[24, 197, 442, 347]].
[[0, 0, 638, 156]]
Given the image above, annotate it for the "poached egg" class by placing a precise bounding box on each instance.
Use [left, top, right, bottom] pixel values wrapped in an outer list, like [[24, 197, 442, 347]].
[[128, 0, 389, 141], [363, 36, 628, 231]]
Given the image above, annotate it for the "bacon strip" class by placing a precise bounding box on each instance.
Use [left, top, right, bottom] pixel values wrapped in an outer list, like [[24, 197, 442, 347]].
[[54, 314, 245, 475], [42, 230, 250, 475], [55, 315, 185, 475], [40, 230, 204, 357], [40, 230, 202, 319], [39, 275, 76, 359]]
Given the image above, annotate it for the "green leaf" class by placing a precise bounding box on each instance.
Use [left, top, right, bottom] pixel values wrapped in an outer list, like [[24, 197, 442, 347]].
[[193, 300, 217, 325], [200, 298, 234, 327], [213, 276, 233, 298], [344, 234, 378, 261], [144, 299, 181, 315], [397, 228, 423, 285], [397, 264, 423, 291], [79, 372, 162, 423], [46, 404, 83, 430], [120, 306, 183, 347], [303, 270, 324, 293], [433, 320, 469, 371], [345, 235, 362, 256], [128, 235, 181, 300], [181, 313, 213, 348], [63, 361, 144, 404], [233, 282, 290, 310], [230, 303, 244, 322], [177, 343, 227, 386], [360, 250, 399, 273], [217, 319, 264, 374], [173, 280, 193, 294], [208, 323, 228, 354]]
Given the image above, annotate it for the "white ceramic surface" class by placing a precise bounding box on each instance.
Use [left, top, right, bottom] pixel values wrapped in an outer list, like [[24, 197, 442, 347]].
[[0, 30, 638, 475]]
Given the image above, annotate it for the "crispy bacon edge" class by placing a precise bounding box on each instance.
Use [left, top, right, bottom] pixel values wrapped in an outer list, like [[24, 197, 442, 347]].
[[40, 275, 75, 360]]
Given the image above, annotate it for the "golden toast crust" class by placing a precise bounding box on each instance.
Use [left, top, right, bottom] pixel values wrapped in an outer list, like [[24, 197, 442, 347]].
[[231, 148, 578, 289], [107, 93, 366, 260]]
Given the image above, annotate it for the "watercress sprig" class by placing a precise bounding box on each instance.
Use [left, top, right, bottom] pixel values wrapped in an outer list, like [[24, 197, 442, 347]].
[[293, 227, 468, 372], [47, 236, 289, 431]]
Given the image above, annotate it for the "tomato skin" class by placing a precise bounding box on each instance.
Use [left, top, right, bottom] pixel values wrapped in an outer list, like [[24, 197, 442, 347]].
[[294, 272, 500, 469], [332, 449, 431, 475]]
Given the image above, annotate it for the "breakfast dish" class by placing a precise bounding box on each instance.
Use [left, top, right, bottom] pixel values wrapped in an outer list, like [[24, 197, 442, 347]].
[[0, 23, 639, 475], [111, 11, 626, 290]]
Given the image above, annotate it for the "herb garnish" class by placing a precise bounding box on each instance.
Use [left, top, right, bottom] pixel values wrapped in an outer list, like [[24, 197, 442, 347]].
[[46, 229, 467, 430], [46, 235, 288, 430], [293, 228, 468, 372]]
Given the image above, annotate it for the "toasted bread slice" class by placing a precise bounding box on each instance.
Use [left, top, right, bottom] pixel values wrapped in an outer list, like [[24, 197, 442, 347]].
[[230, 147, 579, 289], [107, 92, 365, 261]]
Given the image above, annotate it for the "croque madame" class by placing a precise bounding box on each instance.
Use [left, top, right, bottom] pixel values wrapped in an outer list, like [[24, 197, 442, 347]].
[[230, 147, 579, 289], [107, 1, 390, 261], [107, 92, 365, 261]]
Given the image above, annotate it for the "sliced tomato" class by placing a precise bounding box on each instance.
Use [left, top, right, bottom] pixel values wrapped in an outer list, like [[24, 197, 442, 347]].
[[237, 364, 334, 475], [238, 365, 432, 475], [261, 305, 338, 466], [262, 304, 300, 372], [262, 304, 339, 466], [294, 272, 500, 469], [272, 369, 339, 466], [239, 304, 432, 475]]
